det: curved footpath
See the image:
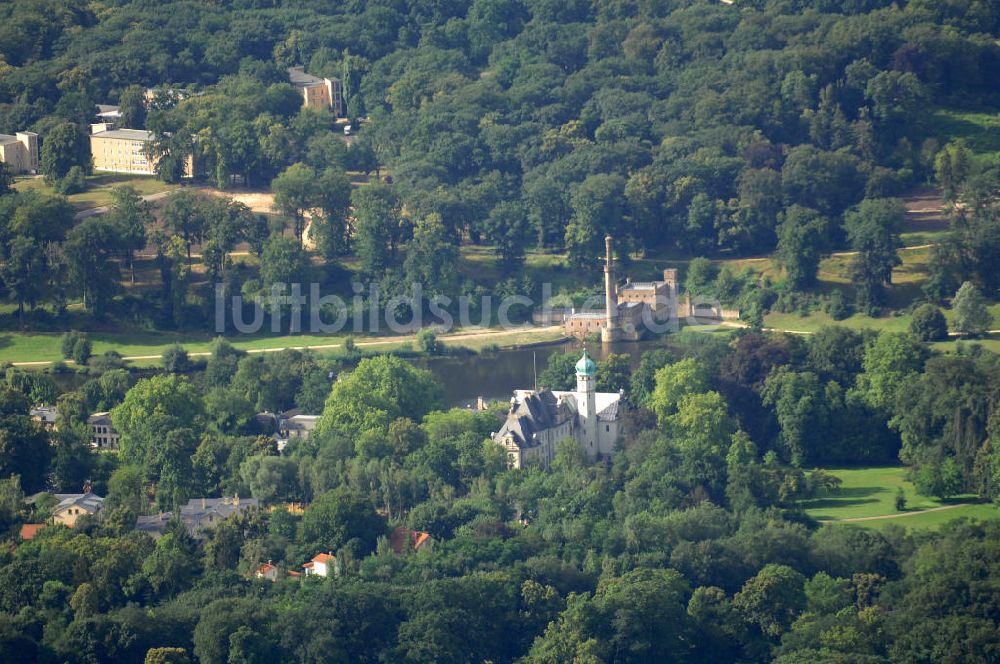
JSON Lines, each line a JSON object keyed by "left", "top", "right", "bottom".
{"left": 828, "top": 503, "right": 972, "bottom": 523}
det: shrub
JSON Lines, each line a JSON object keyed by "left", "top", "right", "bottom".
{"left": 89, "top": 351, "right": 125, "bottom": 374}
{"left": 417, "top": 328, "right": 442, "bottom": 355}
{"left": 61, "top": 331, "right": 87, "bottom": 359}
{"left": 72, "top": 337, "right": 92, "bottom": 365}
{"left": 53, "top": 166, "right": 87, "bottom": 195}
{"left": 825, "top": 291, "right": 850, "bottom": 321}
{"left": 909, "top": 303, "right": 948, "bottom": 341}
{"left": 162, "top": 345, "right": 191, "bottom": 373}
{"left": 894, "top": 487, "right": 906, "bottom": 511}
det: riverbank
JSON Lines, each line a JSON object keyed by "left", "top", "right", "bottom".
{"left": 2, "top": 325, "right": 568, "bottom": 368}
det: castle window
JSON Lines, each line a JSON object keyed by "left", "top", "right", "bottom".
{"left": 606, "top": 425, "right": 610, "bottom": 432}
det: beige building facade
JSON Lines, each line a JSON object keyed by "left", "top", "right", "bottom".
{"left": 90, "top": 125, "right": 156, "bottom": 174}
{"left": 90, "top": 124, "right": 193, "bottom": 176}
{"left": 288, "top": 66, "right": 344, "bottom": 116}
{"left": 52, "top": 492, "right": 104, "bottom": 527}
{"left": 0, "top": 132, "right": 39, "bottom": 174}
{"left": 88, "top": 412, "right": 120, "bottom": 449}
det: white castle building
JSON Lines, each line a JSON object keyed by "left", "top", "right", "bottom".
{"left": 493, "top": 351, "right": 622, "bottom": 469}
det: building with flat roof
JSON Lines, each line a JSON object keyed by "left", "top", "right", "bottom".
{"left": 89, "top": 123, "right": 193, "bottom": 176}
{"left": 288, "top": 66, "right": 343, "bottom": 116}
{"left": 0, "top": 132, "right": 39, "bottom": 174}
{"left": 89, "top": 124, "right": 156, "bottom": 175}
{"left": 96, "top": 104, "right": 121, "bottom": 123}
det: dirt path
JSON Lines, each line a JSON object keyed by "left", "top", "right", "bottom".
{"left": 831, "top": 503, "right": 971, "bottom": 523}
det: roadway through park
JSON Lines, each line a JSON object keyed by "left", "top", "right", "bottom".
{"left": 22, "top": 187, "right": 992, "bottom": 367}
{"left": 9, "top": 325, "right": 567, "bottom": 367}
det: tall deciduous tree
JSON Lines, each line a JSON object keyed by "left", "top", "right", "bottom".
{"left": 40, "top": 122, "right": 89, "bottom": 181}
{"left": 111, "top": 374, "right": 206, "bottom": 468}
{"left": 301, "top": 486, "right": 386, "bottom": 556}
{"left": 271, "top": 163, "right": 317, "bottom": 246}
{"left": 565, "top": 174, "right": 626, "bottom": 269}
{"left": 1, "top": 236, "right": 45, "bottom": 319}
{"left": 118, "top": 85, "right": 148, "bottom": 130}
{"left": 844, "top": 198, "right": 905, "bottom": 313}
{"left": 107, "top": 185, "right": 153, "bottom": 284}
{"left": 951, "top": 281, "right": 992, "bottom": 337}
{"left": 651, "top": 357, "right": 709, "bottom": 426}
{"left": 484, "top": 201, "right": 530, "bottom": 275}
{"left": 64, "top": 216, "right": 123, "bottom": 314}
{"left": 315, "top": 355, "right": 442, "bottom": 437}
{"left": 313, "top": 167, "right": 352, "bottom": 257}
{"left": 351, "top": 184, "right": 402, "bottom": 278}
{"left": 163, "top": 190, "right": 206, "bottom": 260}
{"left": 403, "top": 213, "right": 459, "bottom": 296}
{"left": 0, "top": 386, "right": 51, "bottom": 493}
{"left": 0, "top": 163, "right": 12, "bottom": 196}
{"left": 775, "top": 205, "right": 827, "bottom": 290}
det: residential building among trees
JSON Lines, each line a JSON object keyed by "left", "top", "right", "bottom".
{"left": 0, "top": 132, "right": 39, "bottom": 174}
{"left": 52, "top": 490, "right": 104, "bottom": 528}
{"left": 88, "top": 412, "right": 120, "bottom": 449}
{"left": 287, "top": 66, "right": 343, "bottom": 116}
{"left": 89, "top": 124, "right": 193, "bottom": 176}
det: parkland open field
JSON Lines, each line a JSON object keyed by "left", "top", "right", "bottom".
{"left": 799, "top": 466, "right": 998, "bottom": 531}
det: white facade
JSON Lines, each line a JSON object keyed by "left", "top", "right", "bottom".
{"left": 303, "top": 553, "right": 339, "bottom": 578}
{"left": 494, "top": 351, "right": 622, "bottom": 469}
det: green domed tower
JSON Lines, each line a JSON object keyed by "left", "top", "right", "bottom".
{"left": 575, "top": 350, "right": 598, "bottom": 450}
{"left": 575, "top": 350, "right": 597, "bottom": 378}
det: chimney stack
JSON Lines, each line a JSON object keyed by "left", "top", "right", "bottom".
{"left": 604, "top": 235, "right": 617, "bottom": 330}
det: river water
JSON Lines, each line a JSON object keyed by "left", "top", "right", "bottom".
{"left": 51, "top": 337, "right": 674, "bottom": 410}
{"left": 416, "top": 337, "right": 671, "bottom": 408}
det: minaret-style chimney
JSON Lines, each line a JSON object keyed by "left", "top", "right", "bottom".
{"left": 602, "top": 235, "right": 618, "bottom": 343}
{"left": 604, "top": 235, "right": 616, "bottom": 329}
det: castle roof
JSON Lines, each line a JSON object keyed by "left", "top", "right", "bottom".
{"left": 495, "top": 389, "right": 561, "bottom": 447}
{"left": 576, "top": 351, "right": 597, "bottom": 377}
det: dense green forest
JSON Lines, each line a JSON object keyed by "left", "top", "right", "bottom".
{"left": 2, "top": 0, "right": 1000, "bottom": 662}
{"left": 1, "top": 0, "right": 998, "bottom": 332}
{"left": 1, "top": 328, "right": 999, "bottom": 662}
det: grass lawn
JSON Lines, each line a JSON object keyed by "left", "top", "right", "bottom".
{"left": 798, "top": 466, "right": 998, "bottom": 530}
{"left": 766, "top": 303, "right": 1000, "bottom": 337}
{"left": 14, "top": 174, "right": 176, "bottom": 212}
{"left": 928, "top": 109, "right": 1000, "bottom": 157}
{"left": 861, "top": 503, "right": 1000, "bottom": 531}
{"left": 0, "top": 323, "right": 567, "bottom": 366}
